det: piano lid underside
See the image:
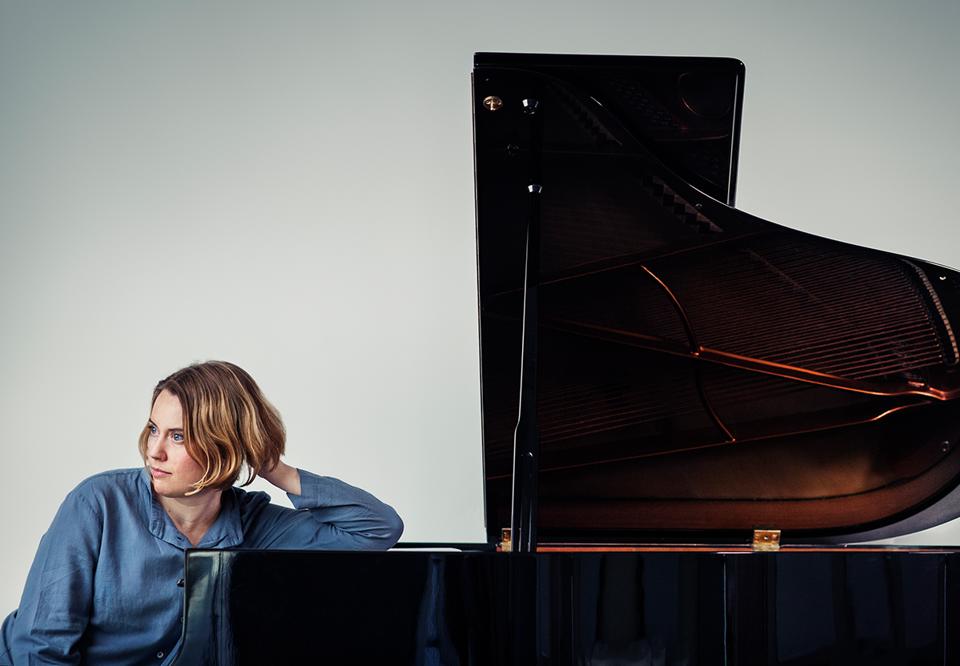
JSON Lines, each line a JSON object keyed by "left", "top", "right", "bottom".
{"left": 475, "top": 58, "right": 960, "bottom": 542}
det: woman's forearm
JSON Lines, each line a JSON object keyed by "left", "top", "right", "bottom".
{"left": 258, "top": 462, "right": 402, "bottom": 548}
{"left": 260, "top": 460, "right": 302, "bottom": 495}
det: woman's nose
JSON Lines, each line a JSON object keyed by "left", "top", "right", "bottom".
{"left": 147, "top": 436, "right": 167, "bottom": 460}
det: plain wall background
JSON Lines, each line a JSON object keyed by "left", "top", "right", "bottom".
{"left": 1, "top": 1, "right": 958, "bottom": 613}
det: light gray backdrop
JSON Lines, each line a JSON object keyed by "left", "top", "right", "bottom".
{"left": 1, "top": 1, "right": 958, "bottom": 612}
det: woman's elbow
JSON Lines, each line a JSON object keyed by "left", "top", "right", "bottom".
{"left": 383, "top": 509, "right": 404, "bottom": 548}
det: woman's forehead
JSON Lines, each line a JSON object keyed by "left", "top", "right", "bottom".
{"left": 150, "top": 389, "right": 183, "bottom": 425}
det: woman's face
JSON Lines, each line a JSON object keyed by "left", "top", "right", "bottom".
{"left": 144, "top": 389, "right": 206, "bottom": 498}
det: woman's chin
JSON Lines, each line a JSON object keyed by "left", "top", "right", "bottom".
{"left": 151, "top": 480, "right": 178, "bottom": 497}
{"left": 149, "top": 474, "right": 185, "bottom": 497}
{"left": 151, "top": 477, "right": 209, "bottom": 500}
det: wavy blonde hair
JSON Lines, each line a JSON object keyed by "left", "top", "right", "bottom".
{"left": 138, "top": 361, "right": 285, "bottom": 493}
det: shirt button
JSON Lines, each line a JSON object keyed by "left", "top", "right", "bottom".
{"left": 157, "top": 651, "right": 164, "bottom": 659}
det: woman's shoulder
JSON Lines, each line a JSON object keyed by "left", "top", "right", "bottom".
{"left": 229, "top": 485, "right": 273, "bottom": 511}
{"left": 40, "top": 469, "right": 145, "bottom": 532}
{"left": 69, "top": 467, "right": 146, "bottom": 502}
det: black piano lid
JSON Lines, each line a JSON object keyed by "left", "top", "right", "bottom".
{"left": 473, "top": 52, "right": 960, "bottom": 547}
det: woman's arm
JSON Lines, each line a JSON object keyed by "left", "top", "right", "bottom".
{"left": 2, "top": 490, "right": 101, "bottom": 664}
{"left": 259, "top": 460, "right": 302, "bottom": 495}
{"left": 250, "top": 461, "right": 403, "bottom": 550}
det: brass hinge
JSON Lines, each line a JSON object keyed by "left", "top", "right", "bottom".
{"left": 752, "top": 529, "right": 781, "bottom": 552}
{"left": 500, "top": 527, "right": 512, "bottom": 553}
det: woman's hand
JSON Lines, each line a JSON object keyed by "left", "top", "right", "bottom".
{"left": 259, "top": 460, "right": 302, "bottom": 496}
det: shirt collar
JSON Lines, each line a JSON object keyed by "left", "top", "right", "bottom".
{"left": 139, "top": 467, "right": 244, "bottom": 549}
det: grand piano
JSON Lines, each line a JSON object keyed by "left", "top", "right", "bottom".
{"left": 172, "top": 53, "right": 960, "bottom": 665}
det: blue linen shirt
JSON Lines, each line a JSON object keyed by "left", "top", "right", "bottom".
{"left": 0, "top": 467, "right": 403, "bottom": 665}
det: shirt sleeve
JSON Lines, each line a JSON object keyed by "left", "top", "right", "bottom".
{"left": 248, "top": 469, "right": 403, "bottom": 550}
{"left": 5, "top": 489, "right": 102, "bottom": 664}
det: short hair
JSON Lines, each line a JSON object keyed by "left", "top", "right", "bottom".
{"left": 138, "top": 361, "right": 285, "bottom": 493}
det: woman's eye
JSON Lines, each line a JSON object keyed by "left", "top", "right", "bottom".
{"left": 172, "top": 433, "right": 184, "bottom": 443}
{"left": 148, "top": 424, "right": 158, "bottom": 435}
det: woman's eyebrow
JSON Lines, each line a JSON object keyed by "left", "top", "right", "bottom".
{"left": 147, "top": 420, "right": 183, "bottom": 432}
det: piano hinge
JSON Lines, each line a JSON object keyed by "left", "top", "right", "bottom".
{"left": 500, "top": 528, "right": 512, "bottom": 553}
{"left": 752, "top": 529, "right": 781, "bottom": 552}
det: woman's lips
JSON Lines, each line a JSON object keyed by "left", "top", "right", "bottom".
{"left": 150, "top": 467, "right": 171, "bottom": 479}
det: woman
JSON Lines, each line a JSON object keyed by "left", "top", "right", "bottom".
{"left": 0, "top": 361, "right": 403, "bottom": 665}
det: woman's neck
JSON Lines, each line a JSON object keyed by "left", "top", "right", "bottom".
{"left": 159, "top": 489, "right": 223, "bottom": 546}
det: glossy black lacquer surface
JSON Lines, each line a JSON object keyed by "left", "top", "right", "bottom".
{"left": 474, "top": 53, "right": 960, "bottom": 545}
{"left": 173, "top": 549, "right": 960, "bottom": 665}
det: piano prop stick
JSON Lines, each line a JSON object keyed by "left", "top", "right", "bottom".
{"left": 510, "top": 95, "right": 544, "bottom": 556}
